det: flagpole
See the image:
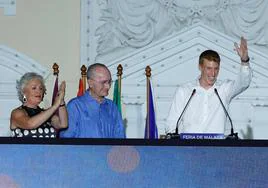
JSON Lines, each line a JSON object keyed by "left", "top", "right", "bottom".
{"left": 52, "top": 63, "right": 59, "bottom": 106}
{"left": 51, "top": 62, "right": 59, "bottom": 132}
{"left": 52, "top": 63, "right": 59, "bottom": 77}
{"left": 80, "top": 65, "right": 87, "bottom": 94}
{"left": 117, "top": 64, "right": 123, "bottom": 100}
{"left": 145, "top": 66, "right": 151, "bottom": 139}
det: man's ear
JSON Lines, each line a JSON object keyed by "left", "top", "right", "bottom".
{"left": 87, "top": 79, "right": 93, "bottom": 88}
{"left": 198, "top": 63, "right": 202, "bottom": 71}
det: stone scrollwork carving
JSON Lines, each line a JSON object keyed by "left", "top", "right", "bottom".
{"left": 95, "top": 0, "right": 268, "bottom": 59}
{"left": 162, "top": 0, "right": 232, "bottom": 27}
{"left": 95, "top": 0, "right": 174, "bottom": 56}
{"left": 220, "top": 0, "right": 268, "bottom": 46}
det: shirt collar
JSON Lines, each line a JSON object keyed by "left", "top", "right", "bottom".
{"left": 196, "top": 77, "right": 219, "bottom": 92}
{"left": 85, "top": 90, "right": 108, "bottom": 104}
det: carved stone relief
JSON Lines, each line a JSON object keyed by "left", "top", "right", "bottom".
{"left": 83, "top": 0, "right": 268, "bottom": 64}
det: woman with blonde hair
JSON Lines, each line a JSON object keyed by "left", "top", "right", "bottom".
{"left": 10, "top": 72, "right": 68, "bottom": 138}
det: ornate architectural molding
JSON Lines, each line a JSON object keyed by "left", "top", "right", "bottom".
{"left": 0, "top": 0, "right": 16, "bottom": 16}
{"left": 0, "top": 45, "right": 49, "bottom": 99}
{"left": 81, "top": 0, "right": 268, "bottom": 66}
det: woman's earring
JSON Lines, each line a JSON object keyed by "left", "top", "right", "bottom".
{"left": 23, "top": 95, "right": 27, "bottom": 103}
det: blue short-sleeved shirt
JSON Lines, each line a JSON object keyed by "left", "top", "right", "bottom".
{"left": 60, "top": 91, "right": 125, "bottom": 138}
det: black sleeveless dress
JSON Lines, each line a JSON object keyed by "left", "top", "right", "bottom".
{"left": 11, "top": 106, "right": 57, "bottom": 138}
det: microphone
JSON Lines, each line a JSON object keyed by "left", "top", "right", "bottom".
{"left": 214, "top": 88, "right": 238, "bottom": 140}
{"left": 166, "top": 89, "right": 196, "bottom": 139}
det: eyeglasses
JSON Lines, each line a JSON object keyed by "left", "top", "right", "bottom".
{"left": 91, "top": 79, "right": 113, "bottom": 86}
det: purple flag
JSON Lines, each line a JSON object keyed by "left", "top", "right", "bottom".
{"left": 144, "top": 81, "right": 158, "bottom": 139}
{"left": 52, "top": 76, "right": 58, "bottom": 105}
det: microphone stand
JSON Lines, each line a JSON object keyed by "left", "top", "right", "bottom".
{"left": 214, "top": 88, "right": 239, "bottom": 140}
{"left": 166, "top": 89, "right": 196, "bottom": 139}
{"left": 226, "top": 130, "right": 239, "bottom": 140}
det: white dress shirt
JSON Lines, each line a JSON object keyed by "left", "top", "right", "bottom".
{"left": 166, "top": 64, "right": 252, "bottom": 135}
